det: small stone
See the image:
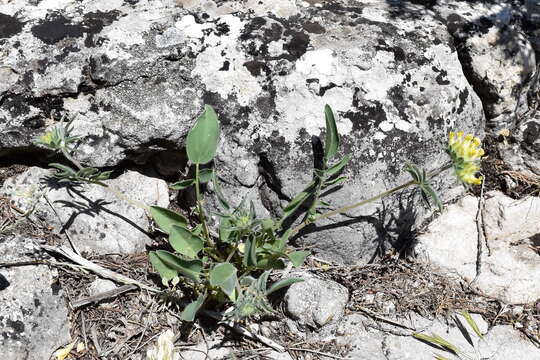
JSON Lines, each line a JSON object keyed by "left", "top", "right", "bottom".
{"left": 88, "top": 279, "right": 117, "bottom": 297}
{"left": 285, "top": 274, "right": 348, "bottom": 328}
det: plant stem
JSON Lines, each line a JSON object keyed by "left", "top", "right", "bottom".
{"left": 61, "top": 148, "right": 150, "bottom": 212}
{"left": 195, "top": 163, "right": 212, "bottom": 245}
{"left": 290, "top": 163, "right": 452, "bottom": 236}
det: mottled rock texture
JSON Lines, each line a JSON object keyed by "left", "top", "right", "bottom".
{"left": 1, "top": 167, "right": 169, "bottom": 254}
{"left": 0, "top": 0, "right": 497, "bottom": 264}
{"left": 0, "top": 235, "right": 71, "bottom": 360}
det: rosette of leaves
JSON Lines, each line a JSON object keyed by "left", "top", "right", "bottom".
{"left": 148, "top": 105, "right": 318, "bottom": 322}
{"left": 36, "top": 116, "right": 113, "bottom": 184}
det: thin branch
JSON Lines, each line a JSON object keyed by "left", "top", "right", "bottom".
{"left": 71, "top": 284, "right": 138, "bottom": 309}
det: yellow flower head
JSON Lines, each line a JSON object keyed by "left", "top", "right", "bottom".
{"left": 447, "top": 131, "right": 484, "bottom": 185}
{"left": 38, "top": 131, "right": 54, "bottom": 146}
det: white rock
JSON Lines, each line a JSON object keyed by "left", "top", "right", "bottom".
{"left": 416, "top": 192, "right": 540, "bottom": 304}
{"left": 88, "top": 279, "right": 117, "bottom": 296}
{"left": 285, "top": 274, "right": 349, "bottom": 328}
{"left": 0, "top": 235, "right": 71, "bottom": 360}
{"left": 1, "top": 167, "right": 169, "bottom": 254}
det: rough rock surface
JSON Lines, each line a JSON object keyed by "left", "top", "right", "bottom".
{"left": 0, "top": 235, "right": 71, "bottom": 360}
{"left": 1, "top": 166, "right": 169, "bottom": 254}
{"left": 0, "top": 0, "right": 490, "bottom": 263}
{"left": 441, "top": 2, "right": 537, "bottom": 126}
{"left": 337, "top": 312, "right": 540, "bottom": 359}
{"left": 500, "top": 114, "right": 540, "bottom": 176}
{"left": 416, "top": 192, "right": 540, "bottom": 304}
{"left": 285, "top": 273, "right": 349, "bottom": 329}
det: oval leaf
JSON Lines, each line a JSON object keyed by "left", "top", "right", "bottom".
{"left": 155, "top": 250, "right": 202, "bottom": 283}
{"left": 324, "top": 104, "right": 339, "bottom": 160}
{"left": 186, "top": 105, "right": 220, "bottom": 164}
{"left": 181, "top": 292, "right": 207, "bottom": 322}
{"left": 209, "top": 262, "right": 238, "bottom": 301}
{"left": 149, "top": 251, "right": 177, "bottom": 282}
{"left": 150, "top": 206, "right": 188, "bottom": 234}
{"left": 287, "top": 251, "right": 309, "bottom": 267}
{"left": 169, "top": 225, "right": 204, "bottom": 258}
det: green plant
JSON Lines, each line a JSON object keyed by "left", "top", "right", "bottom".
{"left": 413, "top": 311, "right": 485, "bottom": 360}
{"left": 36, "top": 105, "right": 484, "bottom": 323}
{"left": 146, "top": 105, "right": 309, "bottom": 321}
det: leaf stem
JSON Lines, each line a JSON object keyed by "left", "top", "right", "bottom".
{"left": 61, "top": 148, "right": 150, "bottom": 212}
{"left": 195, "top": 163, "right": 212, "bottom": 245}
{"left": 290, "top": 163, "right": 452, "bottom": 236}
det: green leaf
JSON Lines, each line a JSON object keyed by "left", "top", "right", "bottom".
{"left": 287, "top": 251, "right": 309, "bottom": 267}
{"left": 405, "top": 163, "right": 423, "bottom": 183}
{"left": 97, "top": 170, "right": 113, "bottom": 180}
{"left": 279, "top": 181, "right": 316, "bottom": 225}
{"left": 267, "top": 277, "right": 304, "bottom": 295}
{"left": 243, "top": 236, "right": 258, "bottom": 267}
{"left": 149, "top": 206, "right": 188, "bottom": 234}
{"left": 209, "top": 262, "right": 238, "bottom": 301}
{"left": 170, "top": 179, "right": 195, "bottom": 190}
{"left": 155, "top": 250, "right": 202, "bottom": 283}
{"left": 198, "top": 168, "right": 214, "bottom": 183}
{"left": 255, "top": 270, "right": 271, "bottom": 293}
{"left": 181, "top": 292, "right": 207, "bottom": 322}
{"left": 186, "top": 105, "right": 220, "bottom": 165}
{"left": 49, "top": 163, "right": 77, "bottom": 177}
{"left": 324, "top": 155, "right": 351, "bottom": 178}
{"left": 148, "top": 251, "right": 177, "bottom": 282}
{"left": 255, "top": 256, "right": 285, "bottom": 270}
{"left": 169, "top": 225, "right": 204, "bottom": 258}
{"left": 324, "top": 104, "right": 339, "bottom": 160}
{"left": 324, "top": 176, "right": 347, "bottom": 187}
{"left": 421, "top": 184, "right": 443, "bottom": 212}
{"left": 462, "top": 311, "right": 483, "bottom": 339}
{"left": 261, "top": 219, "right": 274, "bottom": 232}
{"left": 219, "top": 217, "right": 233, "bottom": 243}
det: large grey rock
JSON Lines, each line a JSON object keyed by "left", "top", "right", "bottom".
{"left": 1, "top": 167, "right": 169, "bottom": 254}
{"left": 0, "top": 235, "right": 71, "bottom": 360}
{"left": 416, "top": 192, "right": 540, "bottom": 304}
{"left": 285, "top": 273, "right": 349, "bottom": 329}
{"left": 0, "top": 0, "right": 488, "bottom": 263}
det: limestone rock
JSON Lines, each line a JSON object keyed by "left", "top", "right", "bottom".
{"left": 1, "top": 167, "right": 169, "bottom": 254}
{"left": 0, "top": 0, "right": 487, "bottom": 264}
{"left": 0, "top": 235, "right": 71, "bottom": 360}
{"left": 285, "top": 273, "right": 349, "bottom": 328}
{"left": 439, "top": 0, "right": 537, "bottom": 126}
{"left": 416, "top": 192, "right": 540, "bottom": 304}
